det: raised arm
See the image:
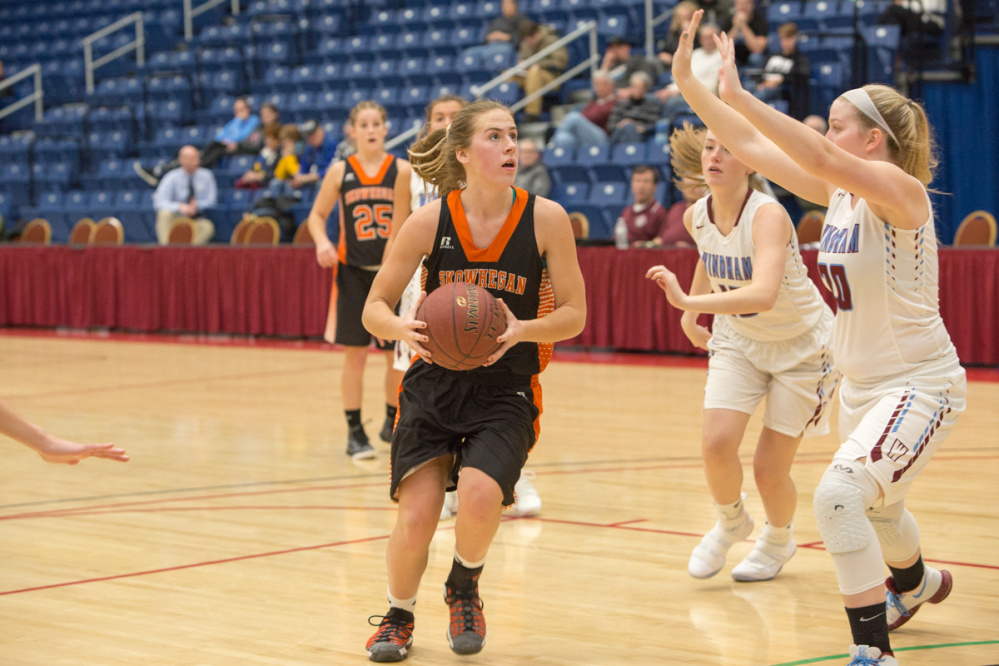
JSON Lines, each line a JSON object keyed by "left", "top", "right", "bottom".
{"left": 671, "top": 10, "right": 831, "bottom": 206}
{"left": 306, "top": 160, "right": 345, "bottom": 267}
{"left": 716, "top": 32, "right": 929, "bottom": 228}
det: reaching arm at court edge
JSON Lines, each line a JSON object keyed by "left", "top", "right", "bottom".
{"left": 646, "top": 203, "right": 789, "bottom": 315}
{"left": 306, "top": 160, "right": 346, "bottom": 268}
{"left": 670, "top": 9, "right": 830, "bottom": 207}
{"left": 708, "top": 19, "right": 928, "bottom": 225}
{"left": 679, "top": 259, "right": 713, "bottom": 351}
{"left": 1, "top": 398, "right": 129, "bottom": 464}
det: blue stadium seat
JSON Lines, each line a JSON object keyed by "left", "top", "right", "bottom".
{"left": 578, "top": 143, "right": 612, "bottom": 165}
{"left": 89, "top": 190, "right": 116, "bottom": 222}
{"left": 565, "top": 203, "right": 613, "bottom": 238}
{"left": 612, "top": 142, "right": 648, "bottom": 167}
{"left": 403, "top": 57, "right": 436, "bottom": 87}
{"left": 399, "top": 31, "right": 429, "bottom": 58}
{"left": 371, "top": 59, "right": 404, "bottom": 89}
{"left": 287, "top": 91, "right": 316, "bottom": 121}
{"left": 26, "top": 192, "right": 70, "bottom": 239}
{"left": 96, "top": 159, "right": 133, "bottom": 191}
{"left": 62, "top": 190, "right": 90, "bottom": 221}
{"left": 314, "top": 89, "right": 346, "bottom": 113}
{"left": 344, "top": 61, "right": 371, "bottom": 82}
{"left": 315, "top": 62, "right": 350, "bottom": 90}
{"left": 588, "top": 181, "right": 629, "bottom": 206}
{"left": 114, "top": 190, "right": 156, "bottom": 242}
{"left": 33, "top": 162, "right": 75, "bottom": 192}
{"left": 551, "top": 181, "right": 590, "bottom": 205}
{"left": 424, "top": 28, "right": 460, "bottom": 56}
{"left": 861, "top": 24, "right": 901, "bottom": 85}
{"left": 543, "top": 145, "right": 576, "bottom": 167}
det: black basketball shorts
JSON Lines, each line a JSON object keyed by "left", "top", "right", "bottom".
{"left": 336, "top": 262, "right": 393, "bottom": 349}
{"left": 390, "top": 361, "right": 541, "bottom": 506}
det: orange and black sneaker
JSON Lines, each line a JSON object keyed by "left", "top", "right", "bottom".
{"left": 366, "top": 608, "right": 414, "bottom": 662}
{"left": 444, "top": 584, "right": 486, "bottom": 655}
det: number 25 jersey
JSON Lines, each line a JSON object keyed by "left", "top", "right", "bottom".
{"left": 337, "top": 154, "right": 397, "bottom": 267}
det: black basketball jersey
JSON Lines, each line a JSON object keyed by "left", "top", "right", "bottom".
{"left": 421, "top": 187, "right": 554, "bottom": 383}
{"left": 337, "top": 154, "right": 397, "bottom": 267}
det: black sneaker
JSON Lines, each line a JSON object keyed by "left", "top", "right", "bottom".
{"left": 347, "top": 427, "right": 376, "bottom": 460}
{"left": 379, "top": 416, "right": 394, "bottom": 443}
{"left": 444, "top": 584, "right": 486, "bottom": 655}
{"left": 366, "top": 608, "right": 414, "bottom": 662}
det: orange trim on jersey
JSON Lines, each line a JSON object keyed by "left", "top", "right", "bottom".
{"left": 348, "top": 154, "right": 395, "bottom": 185}
{"left": 530, "top": 375, "right": 544, "bottom": 448}
{"left": 337, "top": 202, "right": 348, "bottom": 264}
{"left": 447, "top": 187, "right": 528, "bottom": 263}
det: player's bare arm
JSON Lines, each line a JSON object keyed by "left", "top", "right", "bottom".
{"left": 306, "top": 160, "right": 346, "bottom": 267}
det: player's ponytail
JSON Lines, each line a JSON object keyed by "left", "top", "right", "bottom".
{"left": 409, "top": 99, "right": 511, "bottom": 198}
{"left": 850, "top": 85, "right": 938, "bottom": 188}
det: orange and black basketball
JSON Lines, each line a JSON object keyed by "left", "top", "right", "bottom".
{"left": 417, "top": 282, "right": 507, "bottom": 371}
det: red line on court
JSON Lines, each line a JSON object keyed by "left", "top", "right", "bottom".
{"left": 0, "top": 534, "right": 391, "bottom": 597}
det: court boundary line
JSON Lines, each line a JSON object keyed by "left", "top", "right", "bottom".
{"left": 770, "top": 640, "right": 999, "bottom": 665}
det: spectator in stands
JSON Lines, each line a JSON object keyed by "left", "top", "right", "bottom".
{"left": 236, "top": 123, "right": 282, "bottom": 189}
{"left": 608, "top": 71, "right": 663, "bottom": 144}
{"left": 461, "top": 0, "right": 533, "bottom": 62}
{"left": 514, "top": 21, "right": 568, "bottom": 122}
{"left": 661, "top": 175, "right": 703, "bottom": 247}
{"left": 698, "top": 0, "right": 732, "bottom": 26}
{"left": 514, "top": 138, "right": 551, "bottom": 197}
{"left": 602, "top": 36, "right": 661, "bottom": 88}
{"left": 878, "top": 0, "right": 946, "bottom": 39}
{"left": 550, "top": 70, "right": 618, "bottom": 149}
{"left": 135, "top": 98, "right": 260, "bottom": 187}
{"left": 153, "top": 145, "right": 218, "bottom": 245}
{"left": 658, "top": 1, "right": 699, "bottom": 68}
{"left": 268, "top": 124, "right": 304, "bottom": 199}
{"left": 753, "top": 23, "right": 810, "bottom": 120}
{"left": 292, "top": 119, "right": 337, "bottom": 190}
{"left": 721, "top": 0, "right": 768, "bottom": 67}
{"left": 656, "top": 22, "right": 722, "bottom": 122}
{"left": 617, "top": 165, "right": 686, "bottom": 247}
{"left": 334, "top": 119, "right": 356, "bottom": 161}
{"left": 237, "top": 102, "right": 280, "bottom": 156}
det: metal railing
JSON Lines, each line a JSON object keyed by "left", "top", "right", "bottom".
{"left": 83, "top": 12, "right": 145, "bottom": 95}
{"left": 0, "top": 64, "right": 44, "bottom": 122}
{"left": 387, "top": 20, "right": 601, "bottom": 151}
{"left": 646, "top": 0, "right": 674, "bottom": 57}
{"left": 184, "top": 0, "right": 242, "bottom": 40}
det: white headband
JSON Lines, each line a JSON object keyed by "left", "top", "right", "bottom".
{"left": 841, "top": 88, "right": 898, "bottom": 146}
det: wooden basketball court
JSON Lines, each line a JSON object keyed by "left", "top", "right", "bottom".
{"left": 1, "top": 332, "right": 996, "bottom": 665}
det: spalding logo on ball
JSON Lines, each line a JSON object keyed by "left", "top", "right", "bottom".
{"left": 416, "top": 282, "right": 507, "bottom": 371}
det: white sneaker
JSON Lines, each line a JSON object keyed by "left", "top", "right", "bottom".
{"left": 439, "top": 491, "right": 458, "bottom": 521}
{"left": 885, "top": 566, "right": 952, "bottom": 630}
{"left": 731, "top": 526, "right": 796, "bottom": 582}
{"left": 512, "top": 470, "right": 541, "bottom": 517}
{"left": 688, "top": 495, "right": 754, "bottom": 579}
{"left": 846, "top": 644, "right": 898, "bottom": 665}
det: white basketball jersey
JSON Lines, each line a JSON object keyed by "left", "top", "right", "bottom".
{"left": 691, "top": 189, "right": 827, "bottom": 342}
{"left": 410, "top": 170, "right": 438, "bottom": 212}
{"left": 819, "top": 189, "right": 959, "bottom": 384}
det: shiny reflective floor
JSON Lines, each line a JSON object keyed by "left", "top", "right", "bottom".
{"left": 1, "top": 333, "right": 997, "bottom": 665}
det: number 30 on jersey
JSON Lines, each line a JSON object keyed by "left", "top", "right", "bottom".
{"left": 817, "top": 262, "right": 853, "bottom": 311}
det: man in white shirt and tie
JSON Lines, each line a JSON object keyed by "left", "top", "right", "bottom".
{"left": 152, "top": 145, "right": 218, "bottom": 244}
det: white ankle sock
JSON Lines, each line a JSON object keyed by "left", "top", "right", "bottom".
{"left": 387, "top": 589, "right": 417, "bottom": 612}
{"left": 762, "top": 522, "right": 793, "bottom": 546}
{"left": 454, "top": 548, "right": 486, "bottom": 569}
{"left": 716, "top": 497, "right": 745, "bottom": 521}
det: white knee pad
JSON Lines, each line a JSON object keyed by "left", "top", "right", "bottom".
{"left": 867, "top": 501, "right": 921, "bottom": 563}
{"left": 813, "top": 461, "right": 885, "bottom": 595}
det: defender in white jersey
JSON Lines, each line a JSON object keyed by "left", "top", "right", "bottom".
{"left": 382, "top": 96, "right": 545, "bottom": 520}
{"left": 669, "top": 10, "right": 966, "bottom": 663}
{"left": 649, "top": 125, "right": 836, "bottom": 584}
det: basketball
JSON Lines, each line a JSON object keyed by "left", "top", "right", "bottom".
{"left": 416, "top": 282, "right": 507, "bottom": 371}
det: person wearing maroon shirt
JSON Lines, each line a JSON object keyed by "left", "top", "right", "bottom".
{"left": 549, "top": 70, "right": 617, "bottom": 149}
{"left": 660, "top": 175, "right": 703, "bottom": 247}
{"left": 617, "top": 165, "right": 695, "bottom": 247}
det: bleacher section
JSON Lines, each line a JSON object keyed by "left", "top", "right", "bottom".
{"left": 1, "top": 0, "right": 995, "bottom": 242}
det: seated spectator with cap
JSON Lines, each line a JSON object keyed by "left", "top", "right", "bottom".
{"left": 135, "top": 98, "right": 260, "bottom": 187}
{"left": 753, "top": 23, "right": 810, "bottom": 120}
{"left": 514, "top": 20, "right": 568, "bottom": 122}
{"left": 514, "top": 139, "right": 551, "bottom": 197}
{"left": 152, "top": 145, "right": 218, "bottom": 245}
{"left": 601, "top": 36, "right": 660, "bottom": 88}
{"left": 616, "top": 165, "right": 693, "bottom": 247}
{"left": 461, "top": 0, "right": 533, "bottom": 62}
{"left": 550, "top": 69, "right": 618, "bottom": 149}
{"left": 292, "top": 119, "right": 338, "bottom": 190}
{"left": 607, "top": 72, "right": 663, "bottom": 144}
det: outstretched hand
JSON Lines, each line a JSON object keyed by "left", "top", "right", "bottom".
{"left": 671, "top": 9, "right": 704, "bottom": 84}
{"left": 36, "top": 437, "right": 129, "bottom": 465}
{"left": 483, "top": 298, "right": 521, "bottom": 367}
{"left": 714, "top": 29, "right": 746, "bottom": 104}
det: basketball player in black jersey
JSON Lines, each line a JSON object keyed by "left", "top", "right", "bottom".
{"left": 306, "top": 102, "right": 409, "bottom": 461}
{"left": 360, "top": 100, "right": 586, "bottom": 662}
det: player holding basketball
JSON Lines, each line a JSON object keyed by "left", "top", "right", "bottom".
{"left": 647, "top": 122, "right": 837, "bottom": 583}
{"left": 361, "top": 99, "right": 586, "bottom": 661}
{"left": 2, "top": 396, "right": 128, "bottom": 464}
{"left": 307, "top": 101, "right": 407, "bottom": 461}
{"left": 671, "top": 11, "right": 965, "bottom": 665}
{"left": 386, "top": 94, "right": 543, "bottom": 521}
